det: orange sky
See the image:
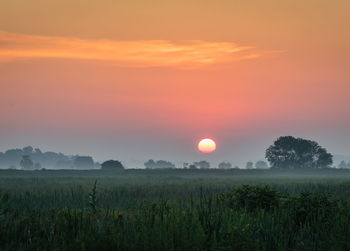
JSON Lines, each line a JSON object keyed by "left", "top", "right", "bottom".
{"left": 0, "top": 0, "right": 349, "bottom": 165}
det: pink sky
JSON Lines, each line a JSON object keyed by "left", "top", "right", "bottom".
{"left": 0, "top": 0, "right": 349, "bottom": 166}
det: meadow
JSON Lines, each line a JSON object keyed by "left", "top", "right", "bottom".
{"left": 1, "top": 168, "right": 350, "bottom": 250}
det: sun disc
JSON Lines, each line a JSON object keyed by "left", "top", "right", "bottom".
{"left": 198, "top": 138, "right": 216, "bottom": 153}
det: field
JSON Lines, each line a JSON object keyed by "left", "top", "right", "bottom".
{"left": 1, "top": 168, "right": 350, "bottom": 250}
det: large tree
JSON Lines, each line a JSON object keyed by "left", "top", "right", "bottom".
{"left": 265, "top": 136, "right": 333, "bottom": 169}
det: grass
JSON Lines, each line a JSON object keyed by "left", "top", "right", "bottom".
{"left": 0, "top": 168, "right": 350, "bottom": 250}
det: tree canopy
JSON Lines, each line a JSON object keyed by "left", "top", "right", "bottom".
{"left": 101, "top": 160, "right": 124, "bottom": 170}
{"left": 265, "top": 136, "right": 333, "bottom": 169}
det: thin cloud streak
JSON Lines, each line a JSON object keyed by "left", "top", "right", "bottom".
{"left": 0, "top": 31, "right": 262, "bottom": 68}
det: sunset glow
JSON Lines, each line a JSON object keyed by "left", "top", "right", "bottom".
{"left": 0, "top": 0, "right": 349, "bottom": 162}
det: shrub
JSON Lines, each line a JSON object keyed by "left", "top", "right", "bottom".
{"left": 284, "top": 191, "right": 341, "bottom": 226}
{"left": 221, "top": 185, "right": 281, "bottom": 211}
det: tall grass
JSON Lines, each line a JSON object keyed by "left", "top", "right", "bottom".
{"left": 0, "top": 169, "right": 350, "bottom": 250}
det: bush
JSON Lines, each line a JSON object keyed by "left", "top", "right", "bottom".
{"left": 221, "top": 185, "right": 281, "bottom": 211}
{"left": 284, "top": 191, "right": 342, "bottom": 226}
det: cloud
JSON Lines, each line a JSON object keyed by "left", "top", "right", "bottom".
{"left": 0, "top": 31, "right": 262, "bottom": 68}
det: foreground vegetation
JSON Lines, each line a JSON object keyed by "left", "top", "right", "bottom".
{"left": 1, "top": 169, "right": 350, "bottom": 250}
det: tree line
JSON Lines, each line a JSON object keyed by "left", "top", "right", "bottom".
{"left": 1, "top": 136, "right": 348, "bottom": 170}
{"left": 0, "top": 146, "right": 98, "bottom": 170}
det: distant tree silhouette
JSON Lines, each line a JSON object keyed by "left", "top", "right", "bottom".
{"left": 188, "top": 164, "right": 197, "bottom": 169}
{"left": 193, "top": 160, "right": 210, "bottom": 169}
{"left": 34, "top": 148, "right": 42, "bottom": 154}
{"left": 73, "top": 156, "right": 94, "bottom": 169}
{"left": 265, "top": 136, "right": 333, "bottom": 169}
{"left": 34, "top": 163, "right": 41, "bottom": 170}
{"left": 101, "top": 160, "right": 124, "bottom": 170}
{"left": 255, "top": 160, "right": 268, "bottom": 169}
{"left": 23, "top": 146, "right": 34, "bottom": 154}
{"left": 245, "top": 162, "right": 254, "bottom": 169}
{"left": 144, "top": 159, "right": 175, "bottom": 169}
{"left": 156, "top": 160, "right": 175, "bottom": 169}
{"left": 0, "top": 146, "right": 96, "bottom": 169}
{"left": 338, "top": 161, "right": 350, "bottom": 169}
{"left": 20, "top": 155, "right": 34, "bottom": 170}
{"left": 338, "top": 161, "right": 347, "bottom": 169}
{"left": 218, "top": 161, "right": 232, "bottom": 169}
{"left": 144, "top": 159, "right": 156, "bottom": 169}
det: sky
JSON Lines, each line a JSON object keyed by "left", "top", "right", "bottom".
{"left": 0, "top": 0, "right": 349, "bottom": 167}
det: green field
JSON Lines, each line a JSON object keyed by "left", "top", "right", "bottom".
{"left": 1, "top": 169, "right": 350, "bottom": 250}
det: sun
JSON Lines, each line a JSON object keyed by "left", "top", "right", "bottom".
{"left": 198, "top": 138, "right": 216, "bottom": 153}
